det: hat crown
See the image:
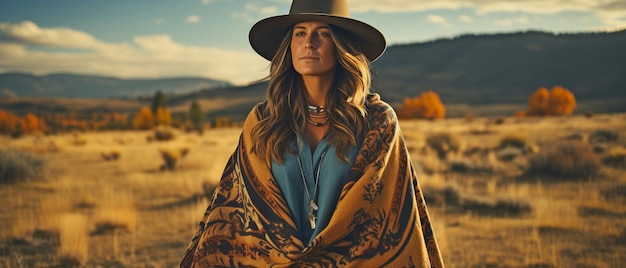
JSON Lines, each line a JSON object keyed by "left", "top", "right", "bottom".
{"left": 289, "top": 0, "right": 349, "bottom": 17}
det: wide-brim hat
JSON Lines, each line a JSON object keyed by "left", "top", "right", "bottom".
{"left": 249, "top": 0, "right": 386, "bottom": 62}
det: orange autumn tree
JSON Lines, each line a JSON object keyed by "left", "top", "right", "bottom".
{"left": 0, "top": 111, "right": 47, "bottom": 135}
{"left": 527, "top": 86, "right": 576, "bottom": 116}
{"left": 133, "top": 106, "right": 155, "bottom": 130}
{"left": 397, "top": 90, "right": 445, "bottom": 119}
{"left": 0, "top": 109, "right": 20, "bottom": 135}
{"left": 20, "top": 113, "right": 47, "bottom": 134}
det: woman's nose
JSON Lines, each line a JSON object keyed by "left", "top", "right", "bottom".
{"left": 304, "top": 34, "right": 316, "bottom": 49}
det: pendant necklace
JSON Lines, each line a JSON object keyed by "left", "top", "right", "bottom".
{"left": 296, "top": 144, "right": 330, "bottom": 229}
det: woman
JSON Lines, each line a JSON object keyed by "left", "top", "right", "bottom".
{"left": 180, "top": 0, "right": 444, "bottom": 267}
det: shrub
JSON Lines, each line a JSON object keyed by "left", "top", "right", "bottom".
{"left": 603, "top": 146, "right": 626, "bottom": 168}
{"left": 527, "top": 141, "right": 601, "bottom": 178}
{"left": 448, "top": 154, "right": 496, "bottom": 173}
{"left": 422, "top": 181, "right": 462, "bottom": 207}
{"left": 564, "top": 133, "right": 585, "bottom": 141}
{"left": 461, "top": 196, "right": 532, "bottom": 217}
{"left": 493, "top": 134, "right": 536, "bottom": 162}
{"left": 101, "top": 150, "right": 121, "bottom": 161}
{"left": 154, "top": 127, "right": 175, "bottom": 141}
{"left": 0, "top": 149, "right": 45, "bottom": 183}
{"left": 589, "top": 130, "right": 619, "bottom": 143}
{"left": 160, "top": 149, "right": 180, "bottom": 171}
{"left": 159, "top": 147, "right": 190, "bottom": 171}
{"left": 498, "top": 134, "right": 529, "bottom": 150}
{"left": 425, "top": 132, "right": 461, "bottom": 159}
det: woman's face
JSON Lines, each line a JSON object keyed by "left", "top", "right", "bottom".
{"left": 290, "top": 21, "right": 336, "bottom": 78}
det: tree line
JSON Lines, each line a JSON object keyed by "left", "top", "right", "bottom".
{"left": 0, "top": 86, "right": 577, "bottom": 136}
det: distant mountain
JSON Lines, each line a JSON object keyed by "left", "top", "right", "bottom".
{"left": 371, "top": 30, "right": 626, "bottom": 107}
{"left": 0, "top": 73, "right": 231, "bottom": 98}
{"left": 1, "top": 30, "right": 625, "bottom": 119}
{"left": 169, "top": 29, "right": 626, "bottom": 118}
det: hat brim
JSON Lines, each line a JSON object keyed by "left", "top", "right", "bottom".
{"left": 249, "top": 13, "right": 386, "bottom": 62}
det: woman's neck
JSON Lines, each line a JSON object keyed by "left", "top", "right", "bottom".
{"left": 302, "top": 75, "right": 333, "bottom": 106}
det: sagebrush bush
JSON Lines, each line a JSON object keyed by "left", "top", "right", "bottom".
{"left": 448, "top": 154, "right": 497, "bottom": 173}
{"left": 603, "top": 146, "right": 626, "bottom": 168}
{"left": 589, "top": 130, "right": 619, "bottom": 143}
{"left": 0, "top": 149, "right": 45, "bottom": 183}
{"left": 425, "top": 132, "right": 461, "bottom": 159}
{"left": 498, "top": 134, "right": 529, "bottom": 150}
{"left": 527, "top": 141, "right": 601, "bottom": 178}
{"left": 101, "top": 150, "right": 121, "bottom": 161}
{"left": 461, "top": 196, "right": 532, "bottom": 217}
{"left": 154, "top": 127, "right": 175, "bottom": 141}
{"left": 160, "top": 149, "right": 180, "bottom": 171}
{"left": 159, "top": 147, "right": 190, "bottom": 171}
{"left": 422, "top": 181, "right": 462, "bottom": 207}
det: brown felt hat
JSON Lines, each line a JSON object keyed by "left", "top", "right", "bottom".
{"left": 249, "top": 0, "right": 386, "bottom": 62}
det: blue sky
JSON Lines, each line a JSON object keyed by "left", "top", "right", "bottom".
{"left": 1, "top": 0, "right": 624, "bottom": 85}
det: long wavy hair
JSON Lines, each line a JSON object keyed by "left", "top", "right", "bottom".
{"left": 251, "top": 25, "right": 372, "bottom": 164}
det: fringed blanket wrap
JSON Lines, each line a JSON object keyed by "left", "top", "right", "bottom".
{"left": 180, "top": 94, "right": 444, "bottom": 267}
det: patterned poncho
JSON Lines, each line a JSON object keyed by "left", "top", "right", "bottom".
{"left": 180, "top": 94, "right": 444, "bottom": 267}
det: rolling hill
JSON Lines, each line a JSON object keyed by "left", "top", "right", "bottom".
{"left": 1, "top": 29, "right": 625, "bottom": 119}
{"left": 0, "top": 73, "right": 231, "bottom": 98}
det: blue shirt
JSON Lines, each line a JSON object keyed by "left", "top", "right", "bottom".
{"left": 271, "top": 136, "right": 359, "bottom": 245}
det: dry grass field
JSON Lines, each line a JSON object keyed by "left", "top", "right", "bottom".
{"left": 1, "top": 113, "right": 625, "bottom": 267}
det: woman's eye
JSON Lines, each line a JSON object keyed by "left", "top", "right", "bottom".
{"left": 294, "top": 31, "right": 305, "bottom": 37}
{"left": 318, "top": 32, "right": 331, "bottom": 37}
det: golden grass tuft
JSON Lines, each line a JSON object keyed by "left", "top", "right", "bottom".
{"left": 533, "top": 196, "right": 583, "bottom": 231}
{"left": 58, "top": 213, "right": 89, "bottom": 267}
{"left": 36, "top": 195, "right": 72, "bottom": 234}
{"left": 92, "top": 207, "right": 137, "bottom": 235}
{"left": 91, "top": 189, "right": 137, "bottom": 235}
{"left": 72, "top": 134, "right": 88, "bottom": 146}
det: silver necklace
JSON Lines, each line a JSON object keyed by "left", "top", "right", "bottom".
{"left": 296, "top": 145, "right": 330, "bottom": 229}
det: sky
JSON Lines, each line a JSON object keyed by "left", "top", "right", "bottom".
{"left": 0, "top": 0, "right": 624, "bottom": 85}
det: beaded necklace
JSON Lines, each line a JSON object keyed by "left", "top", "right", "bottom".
{"left": 306, "top": 105, "right": 329, "bottom": 127}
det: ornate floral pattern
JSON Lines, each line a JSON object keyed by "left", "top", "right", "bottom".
{"left": 180, "top": 93, "right": 444, "bottom": 267}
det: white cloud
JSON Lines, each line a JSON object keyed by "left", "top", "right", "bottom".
{"left": 245, "top": 3, "right": 279, "bottom": 15}
{"left": 0, "top": 21, "right": 102, "bottom": 49}
{"left": 0, "top": 21, "right": 267, "bottom": 85}
{"left": 186, "top": 15, "right": 201, "bottom": 23}
{"left": 153, "top": 18, "right": 165, "bottom": 25}
{"left": 427, "top": 15, "right": 447, "bottom": 24}
{"left": 458, "top": 15, "right": 474, "bottom": 23}
{"left": 350, "top": 0, "right": 626, "bottom": 30}
{"left": 201, "top": 0, "right": 212, "bottom": 5}
{"left": 232, "top": 3, "right": 280, "bottom": 23}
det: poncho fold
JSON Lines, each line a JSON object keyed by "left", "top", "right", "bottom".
{"left": 180, "top": 93, "right": 444, "bottom": 267}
